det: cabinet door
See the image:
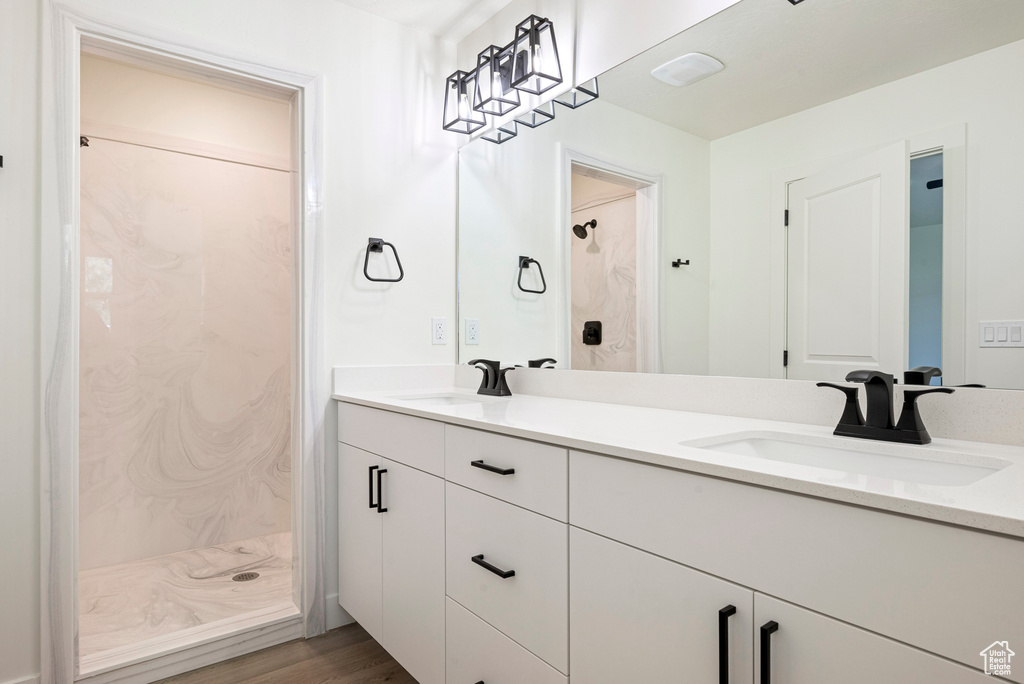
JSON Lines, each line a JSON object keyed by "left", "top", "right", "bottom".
{"left": 338, "top": 444, "right": 383, "bottom": 642}
{"left": 754, "top": 594, "right": 993, "bottom": 684}
{"left": 382, "top": 458, "right": 446, "bottom": 684}
{"left": 571, "top": 527, "right": 754, "bottom": 684}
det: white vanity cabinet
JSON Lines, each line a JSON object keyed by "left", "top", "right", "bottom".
{"left": 753, "top": 594, "right": 993, "bottom": 683}
{"left": 570, "top": 450, "right": 1024, "bottom": 683}
{"left": 570, "top": 526, "right": 754, "bottom": 683}
{"left": 336, "top": 400, "right": 1022, "bottom": 684}
{"left": 337, "top": 405, "right": 445, "bottom": 684}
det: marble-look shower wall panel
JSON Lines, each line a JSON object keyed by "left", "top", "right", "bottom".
{"left": 571, "top": 196, "right": 638, "bottom": 372}
{"left": 79, "top": 139, "right": 292, "bottom": 570}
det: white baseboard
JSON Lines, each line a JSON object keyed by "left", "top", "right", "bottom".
{"left": 325, "top": 593, "right": 355, "bottom": 631}
{"left": 2, "top": 675, "right": 41, "bottom": 684}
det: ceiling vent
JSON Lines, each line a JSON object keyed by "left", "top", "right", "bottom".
{"left": 650, "top": 53, "right": 724, "bottom": 87}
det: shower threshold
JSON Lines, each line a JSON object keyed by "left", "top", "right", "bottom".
{"left": 78, "top": 532, "right": 299, "bottom": 679}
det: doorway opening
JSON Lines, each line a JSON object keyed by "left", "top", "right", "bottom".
{"left": 76, "top": 51, "right": 299, "bottom": 676}
{"left": 908, "top": 152, "right": 944, "bottom": 381}
{"left": 562, "top": 152, "right": 663, "bottom": 374}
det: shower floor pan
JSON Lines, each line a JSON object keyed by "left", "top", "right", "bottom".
{"left": 78, "top": 531, "right": 298, "bottom": 677}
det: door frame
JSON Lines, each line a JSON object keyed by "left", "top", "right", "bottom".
{"left": 559, "top": 146, "right": 664, "bottom": 372}
{"left": 40, "top": 4, "right": 327, "bottom": 682}
{"left": 768, "top": 125, "right": 967, "bottom": 383}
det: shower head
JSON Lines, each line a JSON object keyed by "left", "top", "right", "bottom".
{"left": 572, "top": 219, "right": 597, "bottom": 239}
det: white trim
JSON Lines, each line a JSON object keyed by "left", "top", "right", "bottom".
{"left": 768, "top": 125, "right": 967, "bottom": 383}
{"left": 78, "top": 604, "right": 300, "bottom": 680}
{"left": 80, "top": 120, "right": 293, "bottom": 172}
{"left": 2, "top": 676, "right": 42, "bottom": 684}
{"left": 75, "top": 616, "right": 303, "bottom": 684}
{"left": 40, "top": 4, "right": 327, "bottom": 683}
{"left": 325, "top": 593, "right": 356, "bottom": 631}
{"left": 558, "top": 145, "right": 664, "bottom": 373}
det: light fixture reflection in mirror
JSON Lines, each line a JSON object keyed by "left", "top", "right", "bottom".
{"left": 514, "top": 100, "right": 556, "bottom": 129}
{"left": 554, "top": 78, "right": 600, "bottom": 109}
{"left": 481, "top": 121, "right": 518, "bottom": 145}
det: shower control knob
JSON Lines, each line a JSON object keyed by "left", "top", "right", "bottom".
{"left": 583, "top": 321, "right": 602, "bottom": 345}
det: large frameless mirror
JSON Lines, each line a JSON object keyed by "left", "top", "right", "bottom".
{"left": 456, "top": 0, "right": 1024, "bottom": 389}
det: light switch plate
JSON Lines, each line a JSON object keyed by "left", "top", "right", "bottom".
{"left": 979, "top": 320, "right": 1024, "bottom": 348}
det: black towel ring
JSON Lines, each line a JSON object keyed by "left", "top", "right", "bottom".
{"left": 364, "top": 238, "right": 404, "bottom": 282}
{"left": 517, "top": 256, "right": 546, "bottom": 294}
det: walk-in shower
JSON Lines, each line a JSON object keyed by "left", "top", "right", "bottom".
{"left": 77, "top": 53, "right": 298, "bottom": 673}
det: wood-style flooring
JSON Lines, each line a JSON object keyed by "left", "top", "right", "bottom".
{"left": 156, "top": 624, "right": 417, "bottom": 684}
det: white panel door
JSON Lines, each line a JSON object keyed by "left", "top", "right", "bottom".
{"left": 754, "top": 594, "right": 994, "bottom": 683}
{"left": 570, "top": 527, "right": 754, "bottom": 684}
{"left": 381, "top": 458, "right": 446, "bottom": 684}
{"left": 337, "top": 444, "right": 383, "bottom": 642}
{"left": 787, "top": 142, "right": 908, "bottom": 381}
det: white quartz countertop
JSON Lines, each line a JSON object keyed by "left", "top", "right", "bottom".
{"left": 332, "top": 386, "right": 1024, "bottom": 539}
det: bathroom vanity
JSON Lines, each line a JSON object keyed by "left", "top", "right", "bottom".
{"left": 334, "top": 372, "right": 1024, "bottom": 684}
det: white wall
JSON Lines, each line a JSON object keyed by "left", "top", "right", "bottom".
{"left": 0, "top": 1, "right": 42, "bottom": 682}
{"left": 709, "top": 39, "right": 1024, "bottom": 388}
{"left": 80, "top": 54, "right": 292, "bottom": 163}
{"left": 4, "top": 1, "right": 456, "bottom": 681}
{"left": 458, "top": 98, "right": 710, "bottom": 373}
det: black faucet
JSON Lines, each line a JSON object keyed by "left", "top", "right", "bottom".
{"left": 817, "top": 370, "right": 953, "bottom": 445}
{"left": 468, "top": 359, "right": 515, "bottom": 396}
{"left": 527, "top": 358, "right": 557, "bottom": 368}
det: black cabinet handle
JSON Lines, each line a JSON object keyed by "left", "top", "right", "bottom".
{"left": 471, "top": 460, "right": 515, "bottom": 476}
{"left": 471, "top": 554, "right": 515, "bottom": 579}
{"left": 368, "top": 465, "right": 378, "bottom": 509}
{"left": 719, "top": 605, "right": 736, "bottom": 684}
{"left": 376, "top": 468, "right": 388, "bottom": 513}
{"left": 760, "top": 620, "right": 779, "bottom": 684}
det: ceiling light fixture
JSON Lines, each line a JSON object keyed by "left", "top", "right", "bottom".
{"left": 474, "top": 44, "right": 520, "bottom": 116}
{"left": 510, "top": 15, "right": 563, "bottom": 95}
{"left": 442, "top": 69, "right": 486, "bottom": 134}
{"left": 650, "top": 52, "right": 724, "bottom": 87}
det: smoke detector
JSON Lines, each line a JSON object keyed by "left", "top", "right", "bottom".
{"left": 651, "top": 53, "right": 724, "bottom": 87}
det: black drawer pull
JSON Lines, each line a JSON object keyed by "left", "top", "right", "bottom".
{"left": 719, "top": 605, "right": 736, "bottom": 684}
{"left": 760, "top": 620, "right": 779, "bottom": 684}
{"left": 471, "top": 460, "right": 515, "bottom": 476}
{"left": 376, "top": 468, "right": 388, "bottom": 513}
{"left": 368, "top": 465, "right": 378, "bottom": 509}
{"left": 471, "top": 554, "right": 515, "bottom": 579}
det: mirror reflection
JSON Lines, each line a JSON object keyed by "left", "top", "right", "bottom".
{"left": 457, "top": 0, "right": 1024, "bottom": 389}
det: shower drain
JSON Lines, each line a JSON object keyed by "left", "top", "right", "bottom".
{"left": 232, "top": 572, "right": 260, "bottom": 582}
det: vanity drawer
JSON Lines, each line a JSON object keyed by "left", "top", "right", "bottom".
{"left": 337, "top": 402, "right": 443, "bottom": 476}
{"left": 446, "top": 483, "right": 568, "bottom": 674}
{"left": 445, "top": 598, "right": 567, "bottom": 684}
{"left": 445, "top": 426, "right": 567, "bottom": 520}
{"left": 570, "top": 450, "right": 1024, "bottom": 680}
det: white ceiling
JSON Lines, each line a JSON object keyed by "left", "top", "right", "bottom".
{"left": 599, "top": 0, "right": 1024, "bottom": 140}
{"left": 333, "top": 0, "right": 513, "bottom": 42}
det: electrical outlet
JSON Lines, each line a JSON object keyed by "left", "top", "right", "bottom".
{"left": 465, "top": 318, "right": 480, "bottom": 345}
{"left": 431, "top": 317, "right": 447, "bottom": 345}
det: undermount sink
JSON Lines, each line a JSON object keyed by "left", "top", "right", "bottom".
{"left": 684, "top": 431, "right": 1010, "bottom": 487}
{"left": 388, "top": 392, "right": 483, "bottom": 406}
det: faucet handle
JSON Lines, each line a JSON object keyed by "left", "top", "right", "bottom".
{"left": 895, "top": 387, "right": 954, "bottom": 441}
{"left": 904, "top": 366, "right": 942, "bottom": 385}
{"left": 527, "top": 358, "right": 557, "bottom": 368}
{"left": 845, "top": 370, "right": 894, "bottom": 385}
{"left": 817, "top": 382, "right": 865, "bottom": 428}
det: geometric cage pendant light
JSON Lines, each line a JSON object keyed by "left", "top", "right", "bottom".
{"left": 510, "top": 15, "right": 562, "bottom": 95}
{"left": 474, "top": 43, "right": 520, "bottom": 116}
{"left": 443, "top": 69, "right": 487, "bottom": 134}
